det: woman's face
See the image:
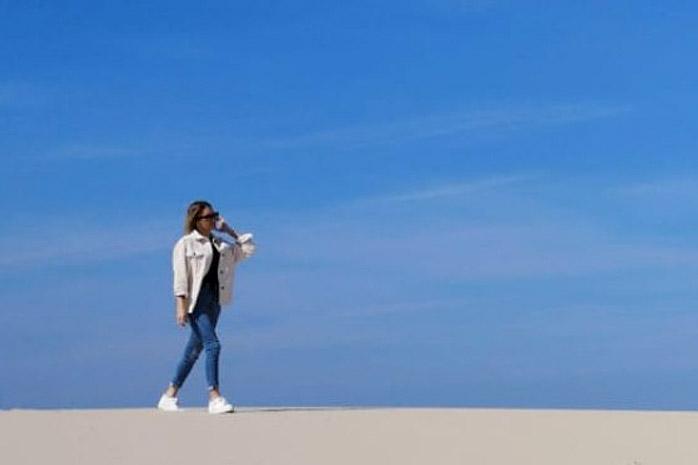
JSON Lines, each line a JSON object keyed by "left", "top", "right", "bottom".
{"left": 195, "top": 206, "right": 217, "bottom": 235}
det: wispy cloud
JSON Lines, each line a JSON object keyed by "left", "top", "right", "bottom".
{"left": 0, "top": 219, "right": 176, "bottom": 268}
{"left": 256, "top": 173, "right": 698, "bottom": 286}
{"left": 359, "top": 174, "right": 538, "bottom": 204}
{"left": 40, "top": 142, "right": 234, "bottom": 161}
{"left": 607, "top": 176, "right": 698, "bottom": 224}
{"left": 613, "top": 177, "right": 698, "bottom": 198}
{"left": 45, "top": 145, "right": 145, "bottom": 160}
{"left": 269, "top": 221, "right": 698, "bottom": 281}
{"left": 263, "top": 102, "right": 629, "bottom": 150}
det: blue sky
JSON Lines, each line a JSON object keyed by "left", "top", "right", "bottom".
{"left": 2, "top": 1, "right": 698, "bottom": 410}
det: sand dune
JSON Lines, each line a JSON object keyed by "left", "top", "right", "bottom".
{"left": 2, "top": 406, "right": 697, "bottom": 464}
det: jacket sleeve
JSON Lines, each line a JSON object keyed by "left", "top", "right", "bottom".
{"left": 232, "top": 237, "right": 256, "bottom": 265}
{"left": 172, "top": 239, "right": 189, "bottom": 297}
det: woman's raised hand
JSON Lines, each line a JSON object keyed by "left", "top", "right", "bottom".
{"left": 216, "top": 215, "right": 239, "bottom": 239}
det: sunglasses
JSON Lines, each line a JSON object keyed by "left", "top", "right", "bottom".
{"left": 197, "top": 211, "right": 219, "bottom": 221}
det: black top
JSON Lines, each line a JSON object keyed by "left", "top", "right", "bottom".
{"left": 201, "top": 236, "right": 220, "bottom": 298}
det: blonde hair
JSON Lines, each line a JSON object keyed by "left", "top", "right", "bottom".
{"left": 184, "top": 200, "right": 213, "bottom": 234}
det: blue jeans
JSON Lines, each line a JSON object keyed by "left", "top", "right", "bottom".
{"left": 170, "top": 284, "right": 222, "bottom": 391}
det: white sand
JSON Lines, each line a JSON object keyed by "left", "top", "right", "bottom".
{"left": 2, "top": 406, "right": 697, "bottom": 464}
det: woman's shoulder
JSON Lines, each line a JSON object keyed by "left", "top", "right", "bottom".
{"left": 174, "top": 232, "right": 195, "bottom": 248}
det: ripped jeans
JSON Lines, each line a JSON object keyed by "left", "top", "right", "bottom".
{"left": 170, "top": 283, "right": 222, "bottom": 391}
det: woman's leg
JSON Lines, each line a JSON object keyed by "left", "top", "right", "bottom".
{"left": 168, "top": 319, "right": 204, "bottom": 395}
{"left": 189, "top": 302, "right": 222, "bottom": 397}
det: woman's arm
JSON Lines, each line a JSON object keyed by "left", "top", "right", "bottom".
{"left": 172, "top": 239, "right": 189, "bottom": 298}
{"left": 172, "top": 239, "right": 190, "bottom": 326}
{"left": 217, "top": 218, "right": 239, "bottom": 240}
{"left": 232, "top": 235, "right": 256, "bottom": 263}
{"left": 217, "top": 217, "right": 255, "bottom": 262}
{"left": 175, "top": 296, "right": 189, "bottom": 327}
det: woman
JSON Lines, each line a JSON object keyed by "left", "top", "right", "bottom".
{"left": 158, "top": 200, "right": 256, "bottom": 414}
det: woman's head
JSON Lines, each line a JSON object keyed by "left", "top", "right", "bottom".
{"left": 184, "top": 200, "right": 218, "bottom": 235}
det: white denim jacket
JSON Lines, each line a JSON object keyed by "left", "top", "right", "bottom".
{"left": 172, "top": 229, "right": 256, "bottom": 313}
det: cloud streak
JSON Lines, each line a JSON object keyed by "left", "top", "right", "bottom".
{"left": 359, "top": 174, "right": 538, "bottom": 204}
{"left": 613, "top": 177, "right": 698, "bottom": 198}
{"left": 258, "top": 173, "right": 698, "bottom": 284}
{"left": 263, "top": 102, "right": 629, "bottom": 150}
{"left": 0, "top": 219, "right": 176, "bottom": 268}
{"left": 45, "top": 145, "right": 145, "bottom": 160}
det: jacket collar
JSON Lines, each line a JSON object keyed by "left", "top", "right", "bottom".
{"left": 188, "top": 229, "right": 211, "bottom": 242}
{"left": 188, "top": 229, "right": 225, "bottom": 248}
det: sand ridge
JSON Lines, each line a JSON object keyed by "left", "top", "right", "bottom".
{"left": 2, "top": 407, "right": 697, "bottom": 464}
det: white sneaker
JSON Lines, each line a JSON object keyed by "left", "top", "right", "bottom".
{"left": 157, "top": 393, "right": 181, "bottom": 412}
{"left": 208, "top": 396, "right": 234, "bottom": 414}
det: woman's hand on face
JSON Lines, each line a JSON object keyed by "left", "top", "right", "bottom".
{"left": 216, "top": 215, "right": 238, "bottom": 239}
